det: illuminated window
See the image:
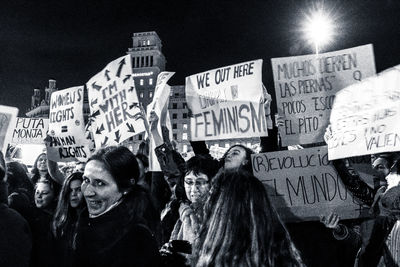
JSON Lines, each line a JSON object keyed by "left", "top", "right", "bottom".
{"left": 140, "top": 79, "right": 144, "bottom": 86}
{"left": 140, "top": 92, "right": 144, "bottom": 98}
{"left": 149, "top": 78, "right": 153, "bottom": 85}
{"left": 183, "top": 123, "right": 187, "bottom": 130}
{"left": 182, "top": 133, "right": 187, "bottom": 140}
{"left": 183, "top": 145, "right": 188, "bottom": 153}
{"left": 149, "top": 91, "right": 153, "bottom": 98}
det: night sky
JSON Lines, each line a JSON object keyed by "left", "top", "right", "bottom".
{"left": 1, "top": 0, "right": 400, "bottom": 114}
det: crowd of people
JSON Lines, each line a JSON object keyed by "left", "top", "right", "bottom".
{"left": 1, "top": 108, "right": 400, "bottom": 267}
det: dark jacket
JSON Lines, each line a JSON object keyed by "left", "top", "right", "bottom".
{"left": 333, "top": 159, "right": 377, "bottom": 207}
{"left": 155, "top": 143, "right": 187, "bottom": 244}
{"left": 27, "top": 207, "right": 57, "bottom": 267}
{"left": 358, "top": 185, "right": 400, "bottom": 267}
{"left": 54, "top": 210, "right": 81, "bottom": 267}
{"left": 0, "top": 202, "right": 32, "bottom": 267}
{"left": 74, "top": 191, "right": 161, "bottom": 267}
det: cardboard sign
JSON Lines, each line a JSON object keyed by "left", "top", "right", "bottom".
{"left": 147, "top": 72, "right": 174, "bottom": 171}
{"left": 252, "top": 146, "right": 365, "bottom": 221}
{"left": 87, "top": 55, "right": 146, "bottom": 148}
{"left": 11, "top": 117, "right": 49, "bottom": 144}
{"left": 271, "top": 44, "right": 376, "bottom": 146}
{"left": 0, "top": 105, "right": 18, "bottom": 155}
{"left": 47, "top": 86, "right": 91, "bottom": 162}
{"left": 186, "top": 60, "right": 268, "bottom": 141}
{"left": 328, "top": 65, "right": 400, "bottom": 159}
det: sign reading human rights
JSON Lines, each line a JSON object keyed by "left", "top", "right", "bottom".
{"left": 47, "top": 86, "right": 91, "bottom": 162}
{"left": 0, "top": 105, "right": 18, "bottom": 155}
{"left": 328, "top": 65, "right": 400, "bottom": 160}
{"left": 185, "top": 60, "right": 268, "bottom": 141}
{"left": 11, "top": 117, "right": 49, "bottom": 144}
{"left": 147, "top": 72, "right": 174, "bottom": 171}
{"left": 271, "top": 44, "right": 376, "bottom": 146}
{"left": 87, "top": 55, "right": 146, "bottom": 148}
{"left": 251, "top": 146, "right": 365, "bottom": 221}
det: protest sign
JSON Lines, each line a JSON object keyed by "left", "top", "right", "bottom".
{"left": 0, "top": 105, "right": 18, "bottom": 155}
{"left": 147, "top": 72, "right": 174, "bottom": 171}
{"left": 11, "top": 117, "right": 49, "bottom": 144}
{"left": 271, "top": 44, "right": 376, "bottom": 146}
{"left": 47, "top": 86, "right": 91, "bottom": 162}
{"left": 185, "top": 60, "right": 268, "bottom": 141}
{"left": 87, "top": 55, "right": 146, "bottom": 148}
{"left": 252, "top": 146, "right": 366, "bottom": 221}
{"left": 328, "top": 65, "right": 400, "bottom": 159}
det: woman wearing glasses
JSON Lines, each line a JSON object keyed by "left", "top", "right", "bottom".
{"left": 150, "top": 112, "right": 219, "bottom": 265}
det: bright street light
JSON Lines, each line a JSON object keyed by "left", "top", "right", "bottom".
{"left": 303, "top": 10, "right": 334, "bottom": 54}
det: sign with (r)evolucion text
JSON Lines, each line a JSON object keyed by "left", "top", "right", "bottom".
{"left": 252, "top": 146, "right": 365, "bottom": 221}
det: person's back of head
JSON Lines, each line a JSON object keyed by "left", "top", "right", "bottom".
{"left": 6, "top": 161, "right": 34, "bottom": 196}
{"left": 194, "top": 170, "right": 303, "bottom": 267}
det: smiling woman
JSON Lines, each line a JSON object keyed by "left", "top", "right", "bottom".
{"left": 73, "top": 146, "right": 160, "bottom": 267}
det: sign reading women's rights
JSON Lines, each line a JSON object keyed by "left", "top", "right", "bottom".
{"left": 185, "top": 60, "right": 268, "bottom": 141}
{"left": 252, "top": 146, "right": 366, "bottom": 222}
{"left": 47, "top": 86, "right": 91, "bottom": 162}
{"left": 328, "top": 65, "right": 400, "bottom": 160}
{"left": 0, "top": 105, "right": 18, "bottom": 155}
{"left": 87, "top": 55, "right": 145, "bottom": 148}
{"left": 11, "top": 117, "right": 49, "bottom": 144}
{"left": 271, "top": 44, "right": 376, "bottom": 146}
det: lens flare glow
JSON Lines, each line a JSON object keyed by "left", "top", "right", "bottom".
{"left": 303, "top": 10, "right": 335, "bottom": 53}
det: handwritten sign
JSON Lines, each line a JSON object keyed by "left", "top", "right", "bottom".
{"left": 0, "top": 105, "right": 18, "bottom": 155}
{"left": 185, "top": 60, "right": 268, "bottom": 141}
{"left": 147, "top": 72, "right": 174, "bottom": 171}
{"left": 11, "top": 117, "right": 49, "bottom": 144}
{"left": 47, "top": 86, "right": 91, "bottom": 162}
{"left": 271, "top": 44, "right": 376, "bottom": 146}
{"left": 328, "top": 65, "right": 400, "bottom": 159}
{"left": 252, "top": 146, "right": 365, "bottom": 221}
{"left": 87, "top": 55, "right": 146, "bottom": 148}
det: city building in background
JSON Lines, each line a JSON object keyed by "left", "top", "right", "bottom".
{"left": 26, "top": 79, "right": 90, "bottom": 121}
{"left": 127, "top": 31, "right": 166, "bottom": 108}
{"left": 25, "top": 31, "right": 259, "bottom": 157}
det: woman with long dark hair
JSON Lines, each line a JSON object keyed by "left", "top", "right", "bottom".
{"left": 221, "top": 144, "right": 255, "bottom": 172}
{"left": 74, "top": 146, "right": 160, "bottom": 267}
{"left": 193, "top": 170, "right": 304, "bottom": 267}
{"left": 53, "top": 172, "right": 85, "bottom": 267}
{"left": 28, "top": 179, "right": 59, "bottom": 267}
{"left": 31, "top": 153, "right": 52, "bottom": 184}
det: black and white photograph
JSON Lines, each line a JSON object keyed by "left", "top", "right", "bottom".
{"left": 1, "top": 0, "right": 400, "bottom": 266}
